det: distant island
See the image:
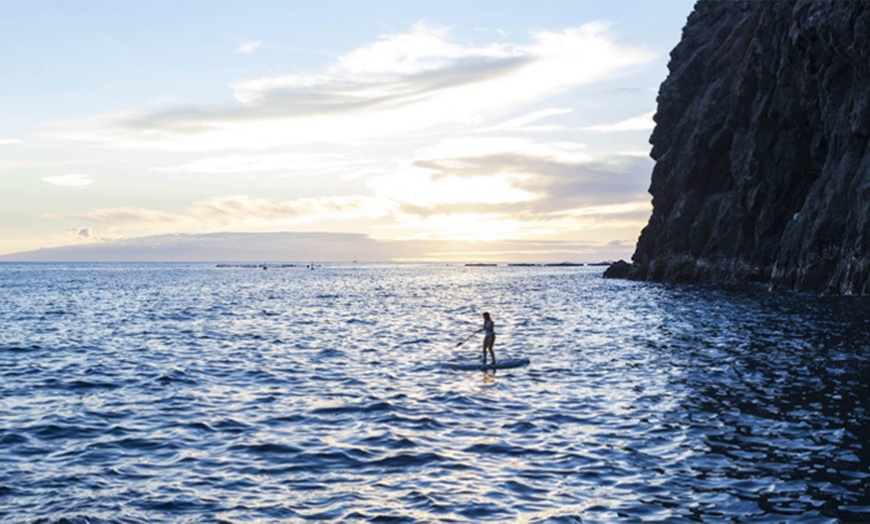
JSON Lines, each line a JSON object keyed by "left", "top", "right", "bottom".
{"left": 216, "top": 263, "right": 304, "bottom": 269}
{"left": 606, "top": 0, "right": 870, "bottom": 295}
{"left": 466, "top": 262, "right": 605, "bottom": 267}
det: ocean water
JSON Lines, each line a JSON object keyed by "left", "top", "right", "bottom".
{"left": 1, "top": 262, "right": 868, "bottom": 523}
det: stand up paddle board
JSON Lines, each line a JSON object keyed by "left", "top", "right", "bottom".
{"left": 443, "top": 357, "right": 530, "bottom": 371}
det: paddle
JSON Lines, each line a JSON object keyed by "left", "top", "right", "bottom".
{"left": 455, "top": 331, "right": 478, "bottom": 348}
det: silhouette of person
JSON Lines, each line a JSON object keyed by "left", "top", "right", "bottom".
{"left": 477, "top": 312, "right": 496, "bottom": 365}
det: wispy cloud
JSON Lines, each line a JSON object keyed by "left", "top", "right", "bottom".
{"left": 47, "top": 207, "right": 185, "bottom": 226}
{"left": 481, "top": 107, "right": 573, "bottom": 133}
{"left": 186, "top": 194, "right": 394, "bottom": 227}
{"left": 0, "top": 139, "right": 24, "bottom": 146}
{"left": 151, "top": 151, "right": 379, "bottom": 179}
{"left": 236, "top": 40, "right": 262, "bottom": 54}
{"left": 45, "top": 194, "right": 396, "bottom": 233}
{"left": 582, "top": 111, "right": 655, "bottom": 132}
{"left": 47, "top": 136, "right": 651, "bottom": 243}
{"left": 51, "top": 22, "right": 656, "bottom": 151}
{"left": 358, "top": 136, "right": 653, "bottom": 242}
{"left": 42, "top": 174, "right": 96, "bottom": 187}
{"left": 474, "top": 27, "right": 511, "bottom": 38}
{"left": 369, "top": 137, "right": 647, "bottom": 211}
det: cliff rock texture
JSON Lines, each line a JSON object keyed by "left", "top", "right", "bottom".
{"left": 608, "top": 0, "right": 870, "bottom": 294}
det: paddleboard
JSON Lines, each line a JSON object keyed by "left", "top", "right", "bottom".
{"left": 443, "top": 357, "right": 530, "bottom": 371}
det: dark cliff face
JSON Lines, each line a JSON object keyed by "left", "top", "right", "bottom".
{"left": 609, "top": 0, "right": 870, "bottom": 294}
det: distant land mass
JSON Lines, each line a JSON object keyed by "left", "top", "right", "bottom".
{"left": 606, "top": 0, "right": 869, "bottom": 294}
{"left": 0, "top": 232, "right": 412, "bottom": 263}
{"left": 0, "top": 231, "right": 621, "bottom": 264}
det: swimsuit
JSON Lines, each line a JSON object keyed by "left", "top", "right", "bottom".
{"left": 484, "top": 320, "right": 495, "bottom": 337}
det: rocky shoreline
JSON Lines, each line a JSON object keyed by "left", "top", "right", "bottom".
{"left": 607, "top": 0, "right": 869, "bottom": 294}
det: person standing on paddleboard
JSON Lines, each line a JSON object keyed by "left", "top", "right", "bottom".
{"left": 477, "top": 312, "right": 496, "bottom": 365}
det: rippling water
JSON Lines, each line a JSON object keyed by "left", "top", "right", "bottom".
{"left": 1, "top": 263, "right": 868, "bottom": 522}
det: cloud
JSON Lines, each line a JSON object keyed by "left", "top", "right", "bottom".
{"left": 53, "top": 22, "right": 656, "bottom": 151}
{"left": 45, "top": 194, "right": 397, "bottom": 235}
{"left": 358, "top": 135, "right": 654, "bottom": 242}
{"left": 371, "top": 166, "right": 538, "bottom": 209}
{"left": 475, "top": 27, "right": 511, "bottom": 38}
{"left": 370, "top": 137, "right": 649, "bottom": 212}
{"left": 151, "top": 151, "right": 379, "bottom": 179}
{"left": 481, "top": 107, "right": 573, "bottom": 133}
{"left": 582, "top": 111, "right": 655, "bottom": 132}
{"left": 186, "top": 194, "right": 395, "bottom": 226}
{"left": 63, "top": 227, "right": 110, "bottom": 243}
{"left": 41, "top": 137, "right": 653, "bottom": 248}
{"left": 42, "top": 174, "right": 96, "bottom": 187}
{"left": 0, "top": 139, "right": 23, "bottom": 146}
{"left": 330, "top": 23, "right": 504, "bottom": 79}
{"left": 49, "top": 207, "right": 186, "bottom": 226}
{"left": 237, "top": 40, "right": 262, "bottom": 54}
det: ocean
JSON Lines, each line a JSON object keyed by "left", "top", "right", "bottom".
{"left": 1, "top": 263, "right": 868, "bottom": 522}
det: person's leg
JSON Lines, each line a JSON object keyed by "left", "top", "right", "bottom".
{"left": 483, "top": 336, "right": 495, "bottom": 365}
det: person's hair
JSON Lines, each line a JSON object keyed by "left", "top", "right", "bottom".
{"left": 483, "top": 312, "right": 491, "bottom": 320}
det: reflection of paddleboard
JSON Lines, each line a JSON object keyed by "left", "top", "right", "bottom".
{"left": 443, "top": 357, "right": 530, "bottom": 371}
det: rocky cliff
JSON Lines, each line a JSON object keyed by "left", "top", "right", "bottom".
{"left": 606, "top": 0, "right": 870, "bottom": 294}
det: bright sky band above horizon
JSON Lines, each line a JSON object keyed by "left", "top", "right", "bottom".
{"left": 0, "top": 0, "right": 696, "bottom": 262}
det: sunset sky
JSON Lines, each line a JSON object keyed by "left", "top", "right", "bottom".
{"left": 0, "top": 0, "right": 695, "bottom": 262}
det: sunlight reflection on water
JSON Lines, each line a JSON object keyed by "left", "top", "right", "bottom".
{"left": 0, "top": 263, "right": 868, "bottom": 522}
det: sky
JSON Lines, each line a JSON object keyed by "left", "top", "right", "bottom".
{"left": 0, "top": 0, "right": 696, "bottom": 262}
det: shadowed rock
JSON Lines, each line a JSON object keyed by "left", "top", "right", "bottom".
{"left": 608, "top": 0, "right": 870, "bottom": 294}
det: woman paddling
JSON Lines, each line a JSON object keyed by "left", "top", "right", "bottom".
{"left": 477, "top": 312, "right": 496, "bottom": 366}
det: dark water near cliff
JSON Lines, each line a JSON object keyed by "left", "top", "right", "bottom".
{"left": 1, "top": 263, "right": 868, "bottom": 522}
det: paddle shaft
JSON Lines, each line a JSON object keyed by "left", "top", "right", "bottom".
{"left": 455, "top": 331, "right": 478, "bottom": 348}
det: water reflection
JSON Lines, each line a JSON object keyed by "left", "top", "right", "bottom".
{"left": 0, "top": 263, "right": 867, "bottom": 521}
{"left": 639, "top": 283, "right": 869, "bottom": 520}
